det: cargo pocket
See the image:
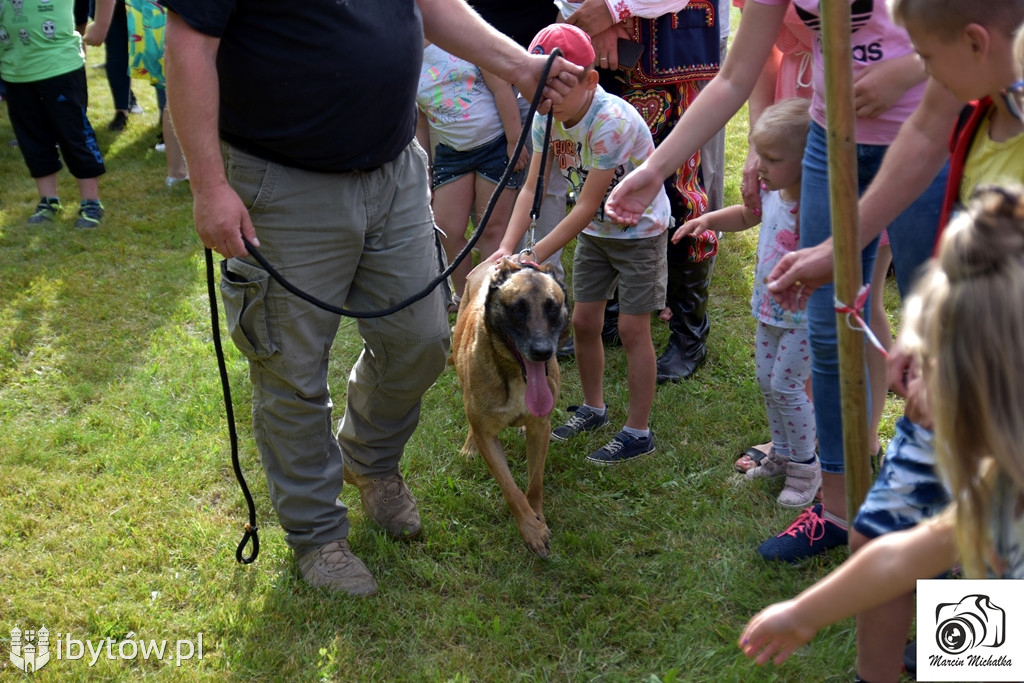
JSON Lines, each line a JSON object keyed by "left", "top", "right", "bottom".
{"left": 219, "top": 259, "right": 278, "bottom": 361}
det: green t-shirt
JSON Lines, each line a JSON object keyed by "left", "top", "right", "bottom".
{"left": 0, "top": 0, "right": 84, "bottom": 83}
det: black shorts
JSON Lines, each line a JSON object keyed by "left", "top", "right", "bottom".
{"left": 5, "top": 67, "right": 105, "bottom": 179}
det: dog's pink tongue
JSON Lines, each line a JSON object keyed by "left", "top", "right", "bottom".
{"left": 524, "top": 360, "right": 554, "bottom": 417}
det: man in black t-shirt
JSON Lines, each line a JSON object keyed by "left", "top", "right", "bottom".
{"left": 164, "top": 0, "right": 580, "bottom": 597}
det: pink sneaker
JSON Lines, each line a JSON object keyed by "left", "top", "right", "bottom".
{"left": 777, "top": 459, "right": 822, "bottom": 508}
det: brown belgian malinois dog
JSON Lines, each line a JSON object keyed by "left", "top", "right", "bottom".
{"left": 449, "top": 257, "right": 570, "bottom": 557}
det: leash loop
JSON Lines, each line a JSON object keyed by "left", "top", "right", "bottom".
{"left": 205, "top": 248, "right": 260, "bottom": 564}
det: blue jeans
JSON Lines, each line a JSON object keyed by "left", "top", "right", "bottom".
{"left": 801, "top": 121, "right": 946, "bottom": 473}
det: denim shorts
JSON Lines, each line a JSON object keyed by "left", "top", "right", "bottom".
{"left": 853, "top": 416, "right": 952, "bottom": 539}
{"left": 432, "top": 134, "right": 525, "bottom": 190}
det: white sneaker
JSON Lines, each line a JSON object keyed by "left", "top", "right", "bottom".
{"left": 777, "top": 459, "right": 822, "bottom": 508}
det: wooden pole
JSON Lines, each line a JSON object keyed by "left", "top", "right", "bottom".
{"left": 819, "top": 0, "right": 872, "bottom": 524}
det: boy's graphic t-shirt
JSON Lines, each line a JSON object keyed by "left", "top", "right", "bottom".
{"left": 533, "top": 86, "right": 671, "bottom": 240}
{"left": 753, "top": 190, "right": 805, "bottom": 328}
{"left": 0, "top": 0, "right": 83, "bottom": 82}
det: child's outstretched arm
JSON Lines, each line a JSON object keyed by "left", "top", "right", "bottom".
{"left": 739, "top": 510, "right": 958, "bottom": 667}
{"left": 488, "top": 152, "right": 545, "bottom": 264}
{"left": 604, "top": 1, "right": 787, "bottom": 226}
{"left": 481, "top": 69, "right": 529, "bottom": 173}
{"left": 83, "top": 0, "right": 115, "bottom": 46}
{"left": 531, "top": 167, "right": 617, "bottom": 264}
{"left": 672, "top": 204, "right": 758, "bottom": 244}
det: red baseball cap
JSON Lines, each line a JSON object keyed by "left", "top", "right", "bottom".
{"left": 528, "top": 23, "right": 595, "bottom": 68}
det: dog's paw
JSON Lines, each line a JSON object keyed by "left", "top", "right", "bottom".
{"left": 518, "top": 518, "right": 551, "bottom": 559}
{"left": 460, "top": 434, "right": 478, "bottom": 457}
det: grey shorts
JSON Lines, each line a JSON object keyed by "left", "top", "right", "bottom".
{"left": 853, "top": 416, "right": 952, "bottom": 539}
{"left": 571, "top": 231, "right": 667, "bottom": 315}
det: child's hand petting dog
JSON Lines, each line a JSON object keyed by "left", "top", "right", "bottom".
{"left": 672, "top": 216, "right": 711, "bottom": 243}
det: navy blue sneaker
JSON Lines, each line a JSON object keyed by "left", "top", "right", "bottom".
{"left": 757, "top": 503, "right": 848, "bottom": 563}
{"left": 551, "top": 405, "right": 609, "bottom": 441}
{"left": 586, "top": 430, "right": 655, "bottom": 465}
{"left": 903, "top": 640, "right": 917, "bottom": 679}
{"left": 74, "top": 199, "right": 104, "bottom": 229}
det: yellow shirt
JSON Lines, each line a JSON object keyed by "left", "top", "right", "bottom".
{"left": 959, "top": 111, "right": 1024, "bottom": 206}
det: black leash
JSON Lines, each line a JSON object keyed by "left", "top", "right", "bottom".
{"left": 208, "top": 49, "right": 562, "bottom": 562}
{"left": 205, "top": 248, "right": 259, "bottom": 564}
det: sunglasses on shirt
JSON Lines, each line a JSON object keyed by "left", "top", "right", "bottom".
{"left": 1001, "top": 79, "right": 1024, "bottom": 123}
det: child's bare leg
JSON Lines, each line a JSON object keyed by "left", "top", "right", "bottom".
{"left": 431, "top": 173, "right": 475, "bottom": 298}
{"left": 617, "top": 311, "right": 656, "bottom": 431}
{"left": 852, "top": 528, "right": 914, "bottom": 682}
{"left": 34, "top": 173, "right": 60, "bottom": 199}
{"left": 822, "top": 473, "right": 847, "bottom": 522}
{"left": 573, "top": 300, "right": 607, "bottom": 409}
{"left": 473, "top": 176, "right": 515, "bottom": 261}
{"left": 74, "top": 176, "right": 99, "bottom": 202}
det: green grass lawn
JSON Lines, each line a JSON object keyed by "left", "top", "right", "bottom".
{"left": 0, "top": 45, "right": 908, "bottom": 681}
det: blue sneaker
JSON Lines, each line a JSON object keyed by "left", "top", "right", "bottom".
{"left": 586, "top": 430, "right": 655, "bottom": 465}
{"left": 757, "top": 503, "right": 847, "bottom": 563}
{"left": 551, "top": 405, "right": 609, "bottom": 442}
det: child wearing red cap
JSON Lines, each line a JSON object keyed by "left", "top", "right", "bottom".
{"left": 488, "top": 23, "right": 672, "bottom": 465}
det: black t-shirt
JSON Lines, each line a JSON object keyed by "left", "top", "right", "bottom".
{"left": 161, "top": 0, "right": 423, "bottom": 172}
{"left": 467, "top": 0, "right": 556, "bottom": 48}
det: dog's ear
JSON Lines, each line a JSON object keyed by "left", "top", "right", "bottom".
{"left": 491, "top": 256, "right": 525, "bottom": 290}
{"left": 556, "top": 281, "right": 571, "bottom": 345}
{"left": 488, "top": 258, "right": 515, "bottom": 293}
{"left": 533, "top": 260, "right": 568, "bottom": 292}
{"left": 497, "top": 256, "right": 521, "bottom": 276}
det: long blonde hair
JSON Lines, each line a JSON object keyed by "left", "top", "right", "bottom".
{"left": 902, "top": 186, "right": 1024, "bottom": 576}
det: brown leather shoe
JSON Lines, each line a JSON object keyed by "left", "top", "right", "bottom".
{"left": 296, "top": 539, "right": 377, "bottom": 596}
{"left": 343, "top": 468, "right": 422, "bottom": 540}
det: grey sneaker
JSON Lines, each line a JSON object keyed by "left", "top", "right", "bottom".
{"left": 343, "top": 468, "right": 422, "bottom": 540}
{"left": 744, "top": 449, "right": 788, "bottom": 480}
{"left": 296, "top": 539, "right": 377, "bottom": 596}
{"left": 586, "top": 430, "right": 655, "bottom": 465}
{"left": 551, "top": 405, "right": 609, "bottom": 442}
{"left": 777, "top": 459, "right": 822, "bottom": 508}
